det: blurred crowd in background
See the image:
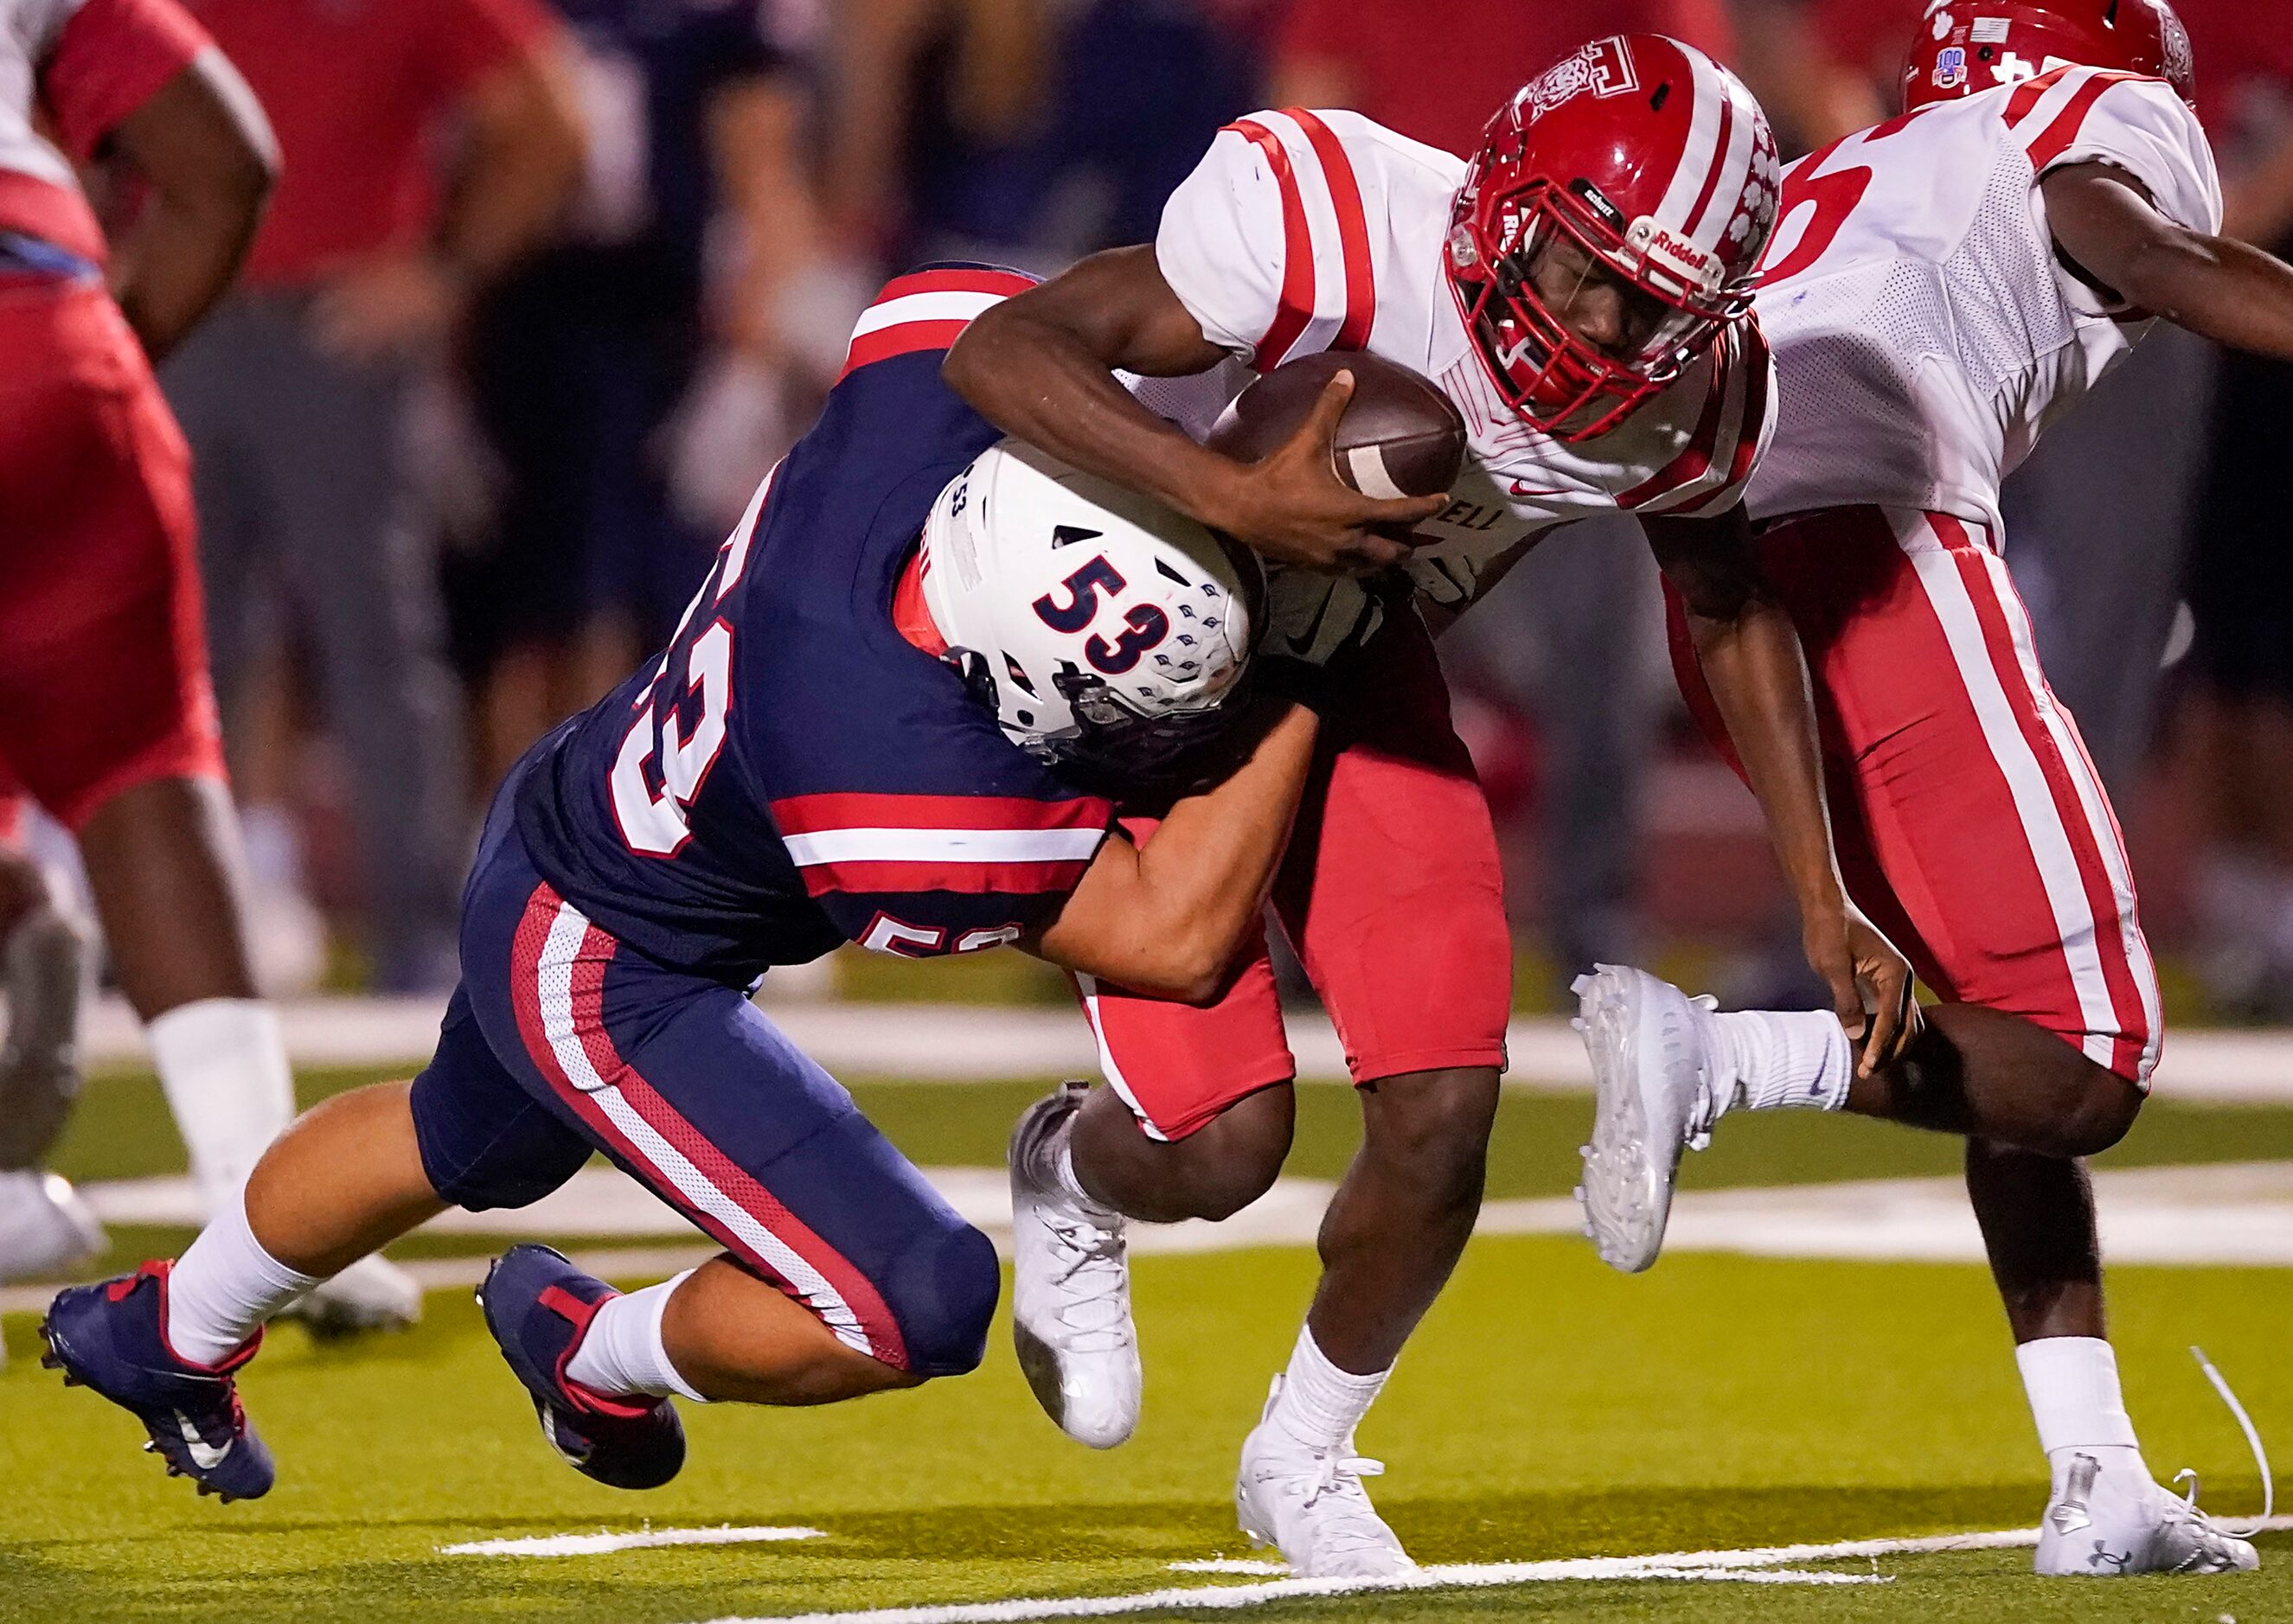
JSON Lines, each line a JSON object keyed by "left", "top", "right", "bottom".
{"left": 57, "top": 0, "right": 2293, "bottom": 1017}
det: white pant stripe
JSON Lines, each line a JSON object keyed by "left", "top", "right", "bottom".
{"left": 1896, "top": 522, "right": 2120, "bottom": 1069}
{"left": 532, "top": 899, "right": 874, "bottom": 1356}
{"left": 1073, "top": 973, "right": 1167, "bottom": 1142}
{"left": 1975, "top": 551, "right": 2162, "bottom": 1081}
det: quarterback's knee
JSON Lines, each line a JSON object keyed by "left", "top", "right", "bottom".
{"left": 884, "top": 1217, "right": 1001, "bottom": 1379}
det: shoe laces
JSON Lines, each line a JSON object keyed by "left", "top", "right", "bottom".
{"left": 1040, "top": 1211, "right": 1129, "bottom": 1348}
{"left": 2168, "top": 1346, "right": 2273, "bottom": 1538}
{"left": 1288, "top": 1449, "right": 1396, "bottom": 1559}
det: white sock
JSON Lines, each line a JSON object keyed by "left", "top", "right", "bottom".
{"left": 165, "top": 1185, "right": 319, "bottom": 1365}
{"left": 1053, "top": 1138, "right": 1117, "bottom": 1217}
{"left": 1267, "top": 1324, "right": 1388, "bottom": 1452}
{"left": 562, "top": 1272, "right": 708, "bottom": 1403}
{"left": 1710, "top": 1008, "right": 1854, "bottom": 1114}
{"left": 148, "top": 999, "right": 295, "bottom": 1216}
{"left": 2017, "top": 1336, "right": 2147, "bottom": 1487}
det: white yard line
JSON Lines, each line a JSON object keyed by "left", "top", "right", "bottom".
{"left": 11, "top": 1159, "right": 2290, "bottom": 1318}
{"left": 679, "top": 1518, "right": 2293, "bottom": 1624}
{"left": 442, "top": 1525, "right": 826, "bottom": 1557}
{"left": 63, "top": 994, "right": 2293, "bottom": 1101}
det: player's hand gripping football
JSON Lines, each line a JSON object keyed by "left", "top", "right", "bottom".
{"left": 1205, "top": 370, "right": 1446, "bottom": 577}
{"left": 1803, "top": 904, "right": 1920, "bottom": 1077}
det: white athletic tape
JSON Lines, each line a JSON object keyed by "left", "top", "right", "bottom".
{"left": 442, "top": 1526, "right": 827, "bottom": 1557}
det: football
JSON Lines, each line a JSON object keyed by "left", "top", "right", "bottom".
{"left": 1207, "top": 350, "right": 1467, "bottom": 501}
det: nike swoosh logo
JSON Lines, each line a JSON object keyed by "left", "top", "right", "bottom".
{"left": 1284, "top": 589, "right": 1335, "bottom": 658}
{"left": 1509, "top": 480, "right": 1566, "bottom": 497}
{"left": 175, "top": 1411, "right": 230, "bottom": 1470}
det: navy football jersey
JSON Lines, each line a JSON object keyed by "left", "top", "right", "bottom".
{"left": 514, "top": 266, "right": 1117, "bottom": 981}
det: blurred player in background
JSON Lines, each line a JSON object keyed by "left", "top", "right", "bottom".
{"left": 0, "top": 0, "right": 419, "bottom": 1328}
{"left": 0, "top": 789, "right": 91, "bottom": 1288}
{"left": 1579, "top": 0, "right": 2289, "bottom": 1575}
{"left": 163, "top": 0, "right": 584, "bottom": 995}
{"left": 951, "top": 35, "right": 1915, "bottom": 1576}
{"left": 42, "top": 267, "right": 1337, "bottom": 1503}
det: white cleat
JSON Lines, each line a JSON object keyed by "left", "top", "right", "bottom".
{"left": 1571, "top": 963, "right": 1724, "bottom": 1275}
{"left": 0, "top": 1170, "right": 104, "bottom": 1285}
{"left": 1235, "top": 1378, "right": 1417, "bottom": 1580}
{"left": 284, "top": 1253, "right": 423, "bottom": 1338}
{"left": 1009, "top": 1081, "right": 1139, "bottom": 1448}
{"left": 2035, "top": 1454, "right": 2261, "bottom": 1576}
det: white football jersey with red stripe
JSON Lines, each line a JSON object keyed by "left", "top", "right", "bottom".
{"left": 1745, "top": 67, "right": 2220, "bottom": 529}
{"left": 1155, "top": 106, "right": 1775, "bottom": 611}
{"left": 0, "top": 0, "right": 208, "bottom": 262}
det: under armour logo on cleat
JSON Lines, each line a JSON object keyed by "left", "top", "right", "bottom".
{"left": 2086, "top": 1542, "right": 2130, "bottom": 1571}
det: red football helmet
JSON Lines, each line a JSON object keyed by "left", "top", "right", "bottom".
{"left": 1447, "top": 34, "right": 1779, "bottom": 442}
{"left": 1902, "top": 0, "right": 2196, "bottom": 112}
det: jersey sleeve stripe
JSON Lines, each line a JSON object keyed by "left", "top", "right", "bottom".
{"left": 871, "top": 267, "right": 1039, "bottom": 304}
{"left": 783, "top": 827, "right": 1109, "bottom": 867}
{"left": 836, "top": 268, "right": 1038, "bottom": 378}
{"left": 837, "top": 320, "right": 975, "bottom": 379}
{"left": 1286, "top": 109, "right": 1376, "bottom": 351}
{"left": 2021, "top": 71, "right": 2151, "bottom": 171}
{"left": 791, "top": 856, "right": 1097, "bottom": 899}
{"left": 770, "top": 791, "right": 1113, "bottom": 836}
{"left": 42, "top": 0, "right": 212, "bottom": 161}
{"left": 1225, "top": 118, "right": 1318, "bottom": 371}
{"left": 849, "top": 289, "right": 1012, "bottom": 340}
{"left": 1618, "top": 350, "right": 1733, "bottom": 510}
{"left": 2002, "top": 65, "right": 2077, "bottom": 128}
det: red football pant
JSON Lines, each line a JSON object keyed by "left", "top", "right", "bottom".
{"left": 1079, "top": 613, "right": 1514, "bottom": 1141}
{"left": 0, "top": 279, "right": 225, "bottom": 830}
{"left": 1669, "top": 506, "right": 2159, "bottom": 1086}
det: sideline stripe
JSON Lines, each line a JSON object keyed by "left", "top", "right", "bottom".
{"left": 684, "top": 1520, "right": 2293, "bottom": 1624}
{"left": 444, "top": 1526, "right": 826, "bottom": 1558}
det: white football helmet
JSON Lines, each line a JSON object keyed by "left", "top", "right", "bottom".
{"left": 920, "top": 439, "right": 1259, "bottom": 777}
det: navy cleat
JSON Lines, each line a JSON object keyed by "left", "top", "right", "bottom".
{"left": 477, "top": 1244, "right": 686, "bottom": 1490}
{"left": 40, "top": 1261, "right": 274, "bottom": 1502}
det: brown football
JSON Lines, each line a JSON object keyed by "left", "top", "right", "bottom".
{"left": 1207, "top": 350, "right": 1467, "bottom": 501}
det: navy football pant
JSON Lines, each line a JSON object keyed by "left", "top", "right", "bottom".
{"left": 407, "top": 812, "right": 997, "bottom": 1378}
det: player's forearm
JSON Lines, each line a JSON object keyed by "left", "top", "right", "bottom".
{"left": 109, "top": 179, "right": 264, "bottom": 362}
{"left": 1688, "top": 601, "right": 1848, "bottom": 928}
{"left": 945, "top": 301, "right": 1246, "bottom": 534}
{"left": 1036, "top": 700, "right": 1319, "bottom": 1001}
{"left": 101, "top": 54, "right": 274, "bottom": 362}
{"left": 2120, "top": 230, "right": 2293, "bottom": 363}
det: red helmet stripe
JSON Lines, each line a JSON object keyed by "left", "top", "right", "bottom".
{"left": 1656, "top": 45, "right": 1728, "bottom": 228}
{"left": 1225, "top": 118, "right": 1317, "bottom": 371}
{"left": 1286, "top": 109, "right": 1377, "bottom": 351}
{"left": 1684, "top": 90, "right": 1737, "bottom": 242}
{"left": 2022, "top": 70, "right": 2153, "bottom": 169}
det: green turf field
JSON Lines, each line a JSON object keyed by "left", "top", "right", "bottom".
{"left": 5, "top": 1066, "right": 2287, "bottom": 1622}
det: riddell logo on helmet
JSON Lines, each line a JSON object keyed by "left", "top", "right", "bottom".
{"left": 1628, "top": 218, "right": 1721, "bottom": 292}
{"left": 1521, "top": 36, "right": 1639, "bottom": 118}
